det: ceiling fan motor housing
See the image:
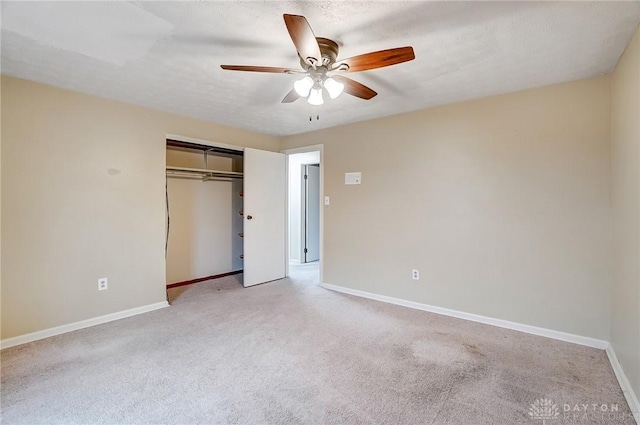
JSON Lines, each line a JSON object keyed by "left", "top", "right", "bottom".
{"left": 300, "top": 37, "right": 340, "bottom": 69}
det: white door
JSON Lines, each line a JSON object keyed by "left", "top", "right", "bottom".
{"left": 303, "top": 164, "right": 320, "bottom": 262}
{"left": 243, "top": 148, "right": 286, "bottom": 287}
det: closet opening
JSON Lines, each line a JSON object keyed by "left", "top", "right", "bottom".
{"left": 165, "top": 138, "right": 245, "bottom": 301}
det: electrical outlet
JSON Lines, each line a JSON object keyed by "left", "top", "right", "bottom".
{"left": 98, "top": 277, "right": 108, "bottom": 291}
{"left": 412, "top": 269, "right": 420, "bottom": 280}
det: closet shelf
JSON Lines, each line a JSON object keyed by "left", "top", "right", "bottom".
{"left": 166, "top": 166, "right": 243, "bottom": 180}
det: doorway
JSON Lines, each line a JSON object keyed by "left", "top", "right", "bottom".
{"left": 286, "top": 147, "right": 323, "bottom": 284}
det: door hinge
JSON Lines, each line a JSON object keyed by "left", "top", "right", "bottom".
{"left": 304, "top": 174, "right": 308, "bottom": 180}
{"left": 304, "top": 248, "right": 308, "bottom": 253}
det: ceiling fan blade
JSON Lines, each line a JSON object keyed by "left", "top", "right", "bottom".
{"left": 220, "top": 65, "right": 301, "bottom": 73}
{"left": 334, "top": 46, "right": 415, "bottom": 73}
{"left": 283, "top": 14, "right": 322, "bottom": 65}
{"left": 281, "top": 88, "right": 300, "bottom": 103}
{"left": 332, "top": 76, "right": 377, "bottom": 100}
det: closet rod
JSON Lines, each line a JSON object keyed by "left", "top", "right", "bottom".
{"left": 166, "top": 166, "right": 243, "bottom": 180}
{"left": 166, "top": 174, "right": 241, "bottom": 182}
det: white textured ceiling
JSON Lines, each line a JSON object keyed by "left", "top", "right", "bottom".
{"left": 2, "top": 1, "right": 639, "bottom": 136}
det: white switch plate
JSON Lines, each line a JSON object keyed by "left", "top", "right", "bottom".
{"left": 98, "top": 277, "right": 108, "bottom": 291}
{"left": 345, "top": 172, "right": 362, "bottom": 185}
{"left": 324, "top": 196, "right": 330, "bottom": 206}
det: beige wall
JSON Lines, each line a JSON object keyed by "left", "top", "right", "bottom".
{"left": 283, "top": 76, "right": 612, "bottom": 340}
{"left": 611, "top": 25, "right": 640, "bottom": 400}
{"left": 0, "top": 43, "right": 634, "bottom": 365}
{"left": 1, "top": 76, "right": 279, "bottom": 339}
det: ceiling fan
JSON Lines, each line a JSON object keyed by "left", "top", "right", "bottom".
{"left": 220, "top": 14, "right": 415, "bottom": 106}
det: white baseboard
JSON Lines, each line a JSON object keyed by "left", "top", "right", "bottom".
{"left": 322, "top": 282, "right": 640, "bottom": 420}
{"left": 321, "top": 282, "right": 609, "bottom": 349}
{"left": 0, "top": 301, "right": 169, "bottom": 350}
{"left": 606, "top": 345, "right": 640, "bottom": 420}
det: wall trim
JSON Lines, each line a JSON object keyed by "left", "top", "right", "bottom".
{"left": 322, "top": 282, "right": 640, "bottom": 418}
{"left": 321, "top": 282, "right": 609, "bottom": 349}
{"left": 606, "top": 345, "right": 640, "bottom": 420}
{"left": 0, "top": 301, "right": 169, "bottom": 350}
{"left": 2, "top": 281, "right": 638, "bottom": 417}
{"left": 167, "top": 270, "right": 243, "bottom": 289}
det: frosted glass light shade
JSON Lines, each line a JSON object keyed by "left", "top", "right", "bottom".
{"left": 324, "top": 77, "right": 344, "bottom": 99}
{"left": 308, "top": 87, "right": 324, "bottom": 105}
{"left": 294, "top": 76, "right": 314, "bottom": 97}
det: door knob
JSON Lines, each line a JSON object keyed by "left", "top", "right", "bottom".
{"left": 246, "top": 215, "right": 253, "bottom": 220}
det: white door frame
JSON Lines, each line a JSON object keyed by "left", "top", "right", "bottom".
{"left": 282, "top": 144, "right": 324, "bottom": 284}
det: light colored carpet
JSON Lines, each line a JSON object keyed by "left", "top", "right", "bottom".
{"left": 1, "top": 263, "right": 635, "bottom": 424}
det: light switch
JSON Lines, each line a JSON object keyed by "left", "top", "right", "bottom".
{"left": 345, "top": 172, "right": 362, "bottom": 185}
{"left": 324, "top": 196, "right": 330, "bottom": 206}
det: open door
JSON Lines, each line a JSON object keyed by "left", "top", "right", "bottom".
{"left": 243, "top": 148, "right": 286, "bottom": 287}
{"left": 303, "top": 164, "right": 320, "bottom": 263}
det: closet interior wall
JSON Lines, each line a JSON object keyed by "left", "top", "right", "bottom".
{"left": 166, "top": 146, "right": 243, "bottom": 285}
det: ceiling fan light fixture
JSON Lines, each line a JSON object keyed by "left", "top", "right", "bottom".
{"left": 323, "top": 77, "right": 344, "bottom": 99}
{"left": 308, "top": 86, "right": 324, "bottom": 106}
{"left": 294, "top": 76, "right": 314, "bottom": 97}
